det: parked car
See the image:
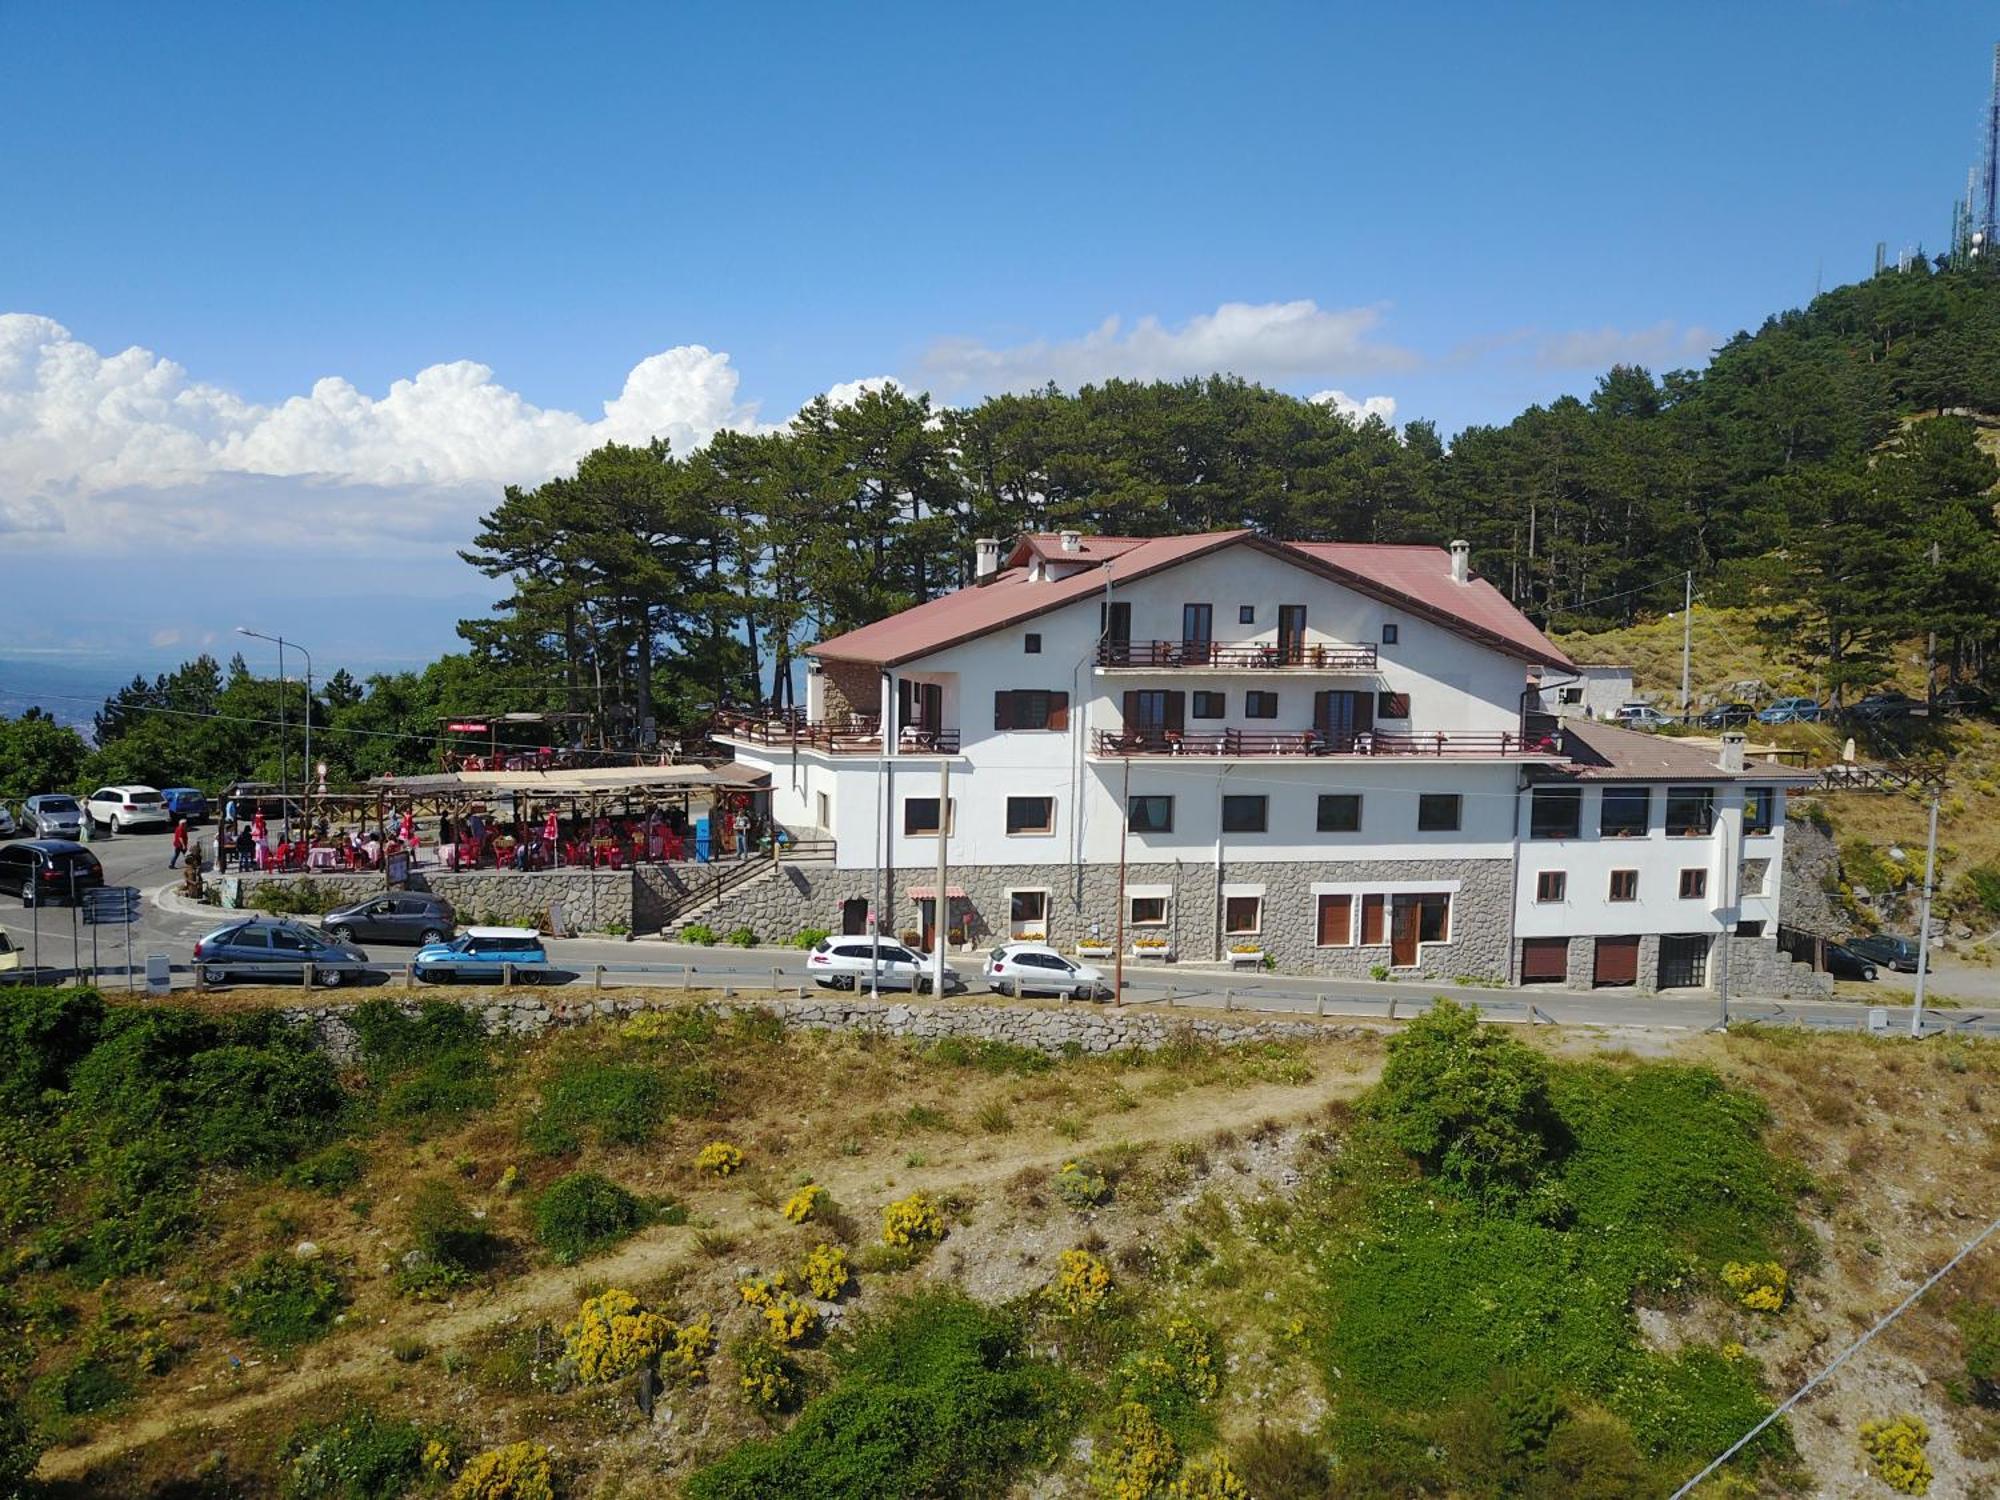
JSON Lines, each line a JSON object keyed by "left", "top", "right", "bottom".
{"left": 805, "top": 936, "right": 958, "bottom": 993}
{"left": 194, "top": 917, "right": 368, "bottom": 987}
{"left": 0, "top": 805, "right": 14, "bottom": 839}
{"left": 1849, "top": 690, "right": 1921, "bottom": 722}
{"left": 1934, "top": 685, "right": 1992, "bottom": 718}
{"left": 160, "top": 787, "right": 210, "bottom": 822}
{"left": 0, "top": 931, "right": 20, "bottom": 984}
{"left": 414, "top": 926, "right": 551, "bottom": 984}
{"left": 23, "top": 795, "right": 83, "bottom": 840}
{"left": 1613, "top": 703, "right": 1673, "bottom": 731}
{"left": 85, "top": 785, "right": 170, "bottom": 833}
{"left": 1697, "top": 702, "right": 1757, "bottom": 729}
{"left": 0, "top": 841, "right": 104, "bottom": 906}
{"left": 983, "top": 942, "right": 1111, "bottom": 999}
{"left": 1756, "top": 696, "right": 1824, "bottom": 724}
{"left": 1822, "top": 944, "right": 1878, "bottom": 982}
{"left": 1846, "top": 933, "right": 1920, "bottom": 973}
{"left": 322, "top": 892, "right": 456, "bottom": 946}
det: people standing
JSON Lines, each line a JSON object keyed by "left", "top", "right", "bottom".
{"left": 169, "top": 817, "right": 189, "bottom": 868}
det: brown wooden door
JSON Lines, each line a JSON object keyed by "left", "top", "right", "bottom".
{"left": 1278, "top": 605, "right": 1307, "bottom": 663}
{"left": 1314, "top": 690, "right": 1375, "bottom": 747}
{"left": 1390, "top": 897, "right": 1418, "bottom": 967}
{"left": 1593, "top": 935, "right": 1639, "bottom": 986}
{"left": 1316, "top": 894, "right": 1352, "bottom": 946}
{"left": 1521, "top": 937, "right": 1569, "bottom": 983}
{"left": 841, "top": 897, "right": 869, "bottom": 936}
{"left": 1359, "top": 894, "right": 1385, "bottom": 945}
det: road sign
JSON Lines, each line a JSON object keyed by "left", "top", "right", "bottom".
{"left": 82, "top": 886, "right": 141, "bottom": 926}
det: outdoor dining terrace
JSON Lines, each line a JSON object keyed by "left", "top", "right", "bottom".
{"left": 1095, "top": 640, "right": 1379, "bottom": 671}
{"left": 716, "top": 708, "right": 962, "bottom": 755}
{"left": 1090, "top": 726, "right": 1560, "bottom": 758}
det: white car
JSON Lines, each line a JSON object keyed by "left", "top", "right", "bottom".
{"left": 1613, "top": 704, "right": 1673, "bottom": 731}
{"left": 805, "top": 936, "right": 958, "bottom": 994}
{"left": 983, "top": 942, "right": 1111, "bottom": 1000}
{"left": 0, "top": 805, "right": 15, "bottom": 839}
{"left": 85, "top": 785, "right": 171, "bottom": 833}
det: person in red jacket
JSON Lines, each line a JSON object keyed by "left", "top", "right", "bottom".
{"left": 169, "top": 817, "right": 190, "bottom": 868}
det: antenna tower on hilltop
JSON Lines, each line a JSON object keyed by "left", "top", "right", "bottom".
{"left": 1979, "top": 43, "right": 2000, "bottom": 256}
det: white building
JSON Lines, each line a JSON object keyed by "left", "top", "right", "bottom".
{"left": 716, "top": 530, "right": 1817, "bottom": 995}
{"left": 1537, "top": 663, "right": 1635, "bottom": 720}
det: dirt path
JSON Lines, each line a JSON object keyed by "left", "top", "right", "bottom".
{"left": 39, "top": 1068, "right": 1371, "bottom": 1481}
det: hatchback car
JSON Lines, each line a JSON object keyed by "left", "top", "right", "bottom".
{"left": 1846, "top": 933, "right": 1920, "bottom": 973}
{"left": 23, "top": 795, "right": 83, "bottom": 840}
{"left": 160, "top": 787, "right": 210, "bottom": 822}
{"left": 1697, "top": 702, "right": 1757, "bottom": 729}
{"left": 1613, "top": 704, "right": 1673, "bottom": 731}
{"left": 323, "top": 892, "right": 456, "bottom": 946}
{"left": 1756, "top": 696, "right": 1824, "bottom": 724}
{"left": 414, "top": 927, "right": 551, "bottom": 983}
{"left": 0, "top": 841, "right": 105, "bottom": 906}
{"left": 193, "top": 917, "right": 368, "bottom": 987}
{"left": 1823, "top": 944, "right": 1878, "bottom": 982}
{"left": 805, "top": 936, "right": 958, "bottom": 993}
{"left": 983, "top": 942, "right": 1111, "bottom": 999}
{"left": 86, "top": 785, "right": 170, "bottom": 833}
{"left": 1850, "top": 690, "right": 1921, "bottom": 722}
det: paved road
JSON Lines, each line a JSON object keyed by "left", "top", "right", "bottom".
{"left": 5, "top": 828, "right": 1992, "bottom": 1038}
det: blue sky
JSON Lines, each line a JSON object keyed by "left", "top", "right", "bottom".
{"left": 2, "top": 1, "right": 1996, "bottom": 679}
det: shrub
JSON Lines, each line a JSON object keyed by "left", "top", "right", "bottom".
{"left": 531, "top": 1172, "right": 648, "bottom": 1265}
{"left": 696, "top": 1141, "right": 744, "bottom": 1177}
{"left": 800, "top": 1243, "right": 850, "bottom": 1300}
{"left": 0, "top": 986, "right": 105, "bottom": 1115}
{"left": 561, "top": 1288, "right": 674, "bottom": 1383}
{"left": 1120, "top": 1317, "right": 1221, "bottom": 1415}
{"left": 1047, "top": 1248, "right": 1113, "bottom": 1316}
{"left": 0, "top": 1392, "right": 41, "bottom": 1499}
{"left": 781, "top": 1183, "right": 825, "bottom": 1224}
{"left": 926, "top": 1036, "right": 1053, "bottom": 1076}
{"left": 1055, "top": 1159, "right": 1111, "bottom": 1209}
{"left": 1092, "top": 1401, "right": 1178, "bottom": 1499}
{"left": 736, "top": 1337, "right": 802, "bottom": 1413}
{"left": 281, "top": 1406, "right": 441, "bottom": 1500}
{"left": 448, "top": 1441, "right": 556, "bottom": 1500}
{"left": 1954, "top": 1301, "right": 2000, "bottom": 1405}
{"left": 402, "top": 1180, "right": 502, "bottom": 1291}
{"left": 1167, "top": 1452, "right": 1248, "bottom": 1499}
{"left": 32, "top": 1355, "right": 130, "bottom": 1423}
{"left": 881, "top": 1191, "right": 946, "bottom": 1247}
{"left": 247, "top": 878, "right": 347, "bottom": 916}
{"left": 726, "top": 926, "right": 759, "bottom": 947}
{"left": 225, "top": 1252, "right": 345, "bottom": 1350}
{"left": 1859, "top": 1414, "right": 1933, "bottom": 1495}
{"left": 1957, "top": 863, "right": 2000, "bottom": 919}
{"left": 285, "top": 1143, "right": 367, "bottom": 1195}
{"left": 1230, "top": 1423, "right": 1328, "bottom": 1500}
{"left": 1720, "top": 1260, "right": 1788, "bottom": 1312}
{"left": 524, "top": 1060, "right": 666, "bottom": 1155}
{"left": 790, "top": 928, "right": 832, "bottom": 949}
{"left": 761, "top": 1291, "right": 820, "bottom": 1346}
{"left": 682, "top": 924, "right": 719, "bottom": 946}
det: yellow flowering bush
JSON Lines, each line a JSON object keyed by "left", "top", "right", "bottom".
{"left": 495, "top": 1165, "right": 519, "bottom": 1196}
{"left": 1091, "top": 1402, "right": 1177, "bottom": 1500}
{"left": 762, "top": 1290, "right": 820, "bottom": 1345}
{"left": 881, "top": 1190, "right": 946, "bottom": 1247}
{"left": 1167, "top": 1453, "right": 1248, "bottom": 1500}
{"left": 800, "top": 1243, "right": 851, "bottom": 1300}
{"left": 448, "top": 1441, "right": 555, "bottom": 1500}
{"left": 695, "top": 1141, "right": 744, "bottom": 1178}
{"left": 1120, "top": 1316, "right": 1221, "bottom": 1410}
{"left": 662, "top": 1314, "right": 714, "bottom": 1383}
{"left": 1720, "top": 1260, "right": 1788, "bottom": 1312}
{"left": 1054, "top": 1159, "right": 1111, "bottom": 1209}
{"left": 738, "top": 1272, "right": 789, "bottom": 1308}
{"left": 1049, "top": 1248, "right": 1114, "bottom": 1316}
{"left": 563, "top": 1288, "right": 673, "bottom": 1382}
{"left": 782, "top": 1183, "right": 825, "bottom": 1224}
{"left": 738, "top": 1337, "right": 800, "bottom": 1413}
{"left": 1860, "top": 1414, "right": 1933, "bottom": 1495}
{"left": 423, "top": 1438, "right": 454, "bottom": 1476}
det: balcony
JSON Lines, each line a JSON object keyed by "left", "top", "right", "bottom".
{"left": 1096, "top": 640, "right": 1378, "bottom": 672}
{"left": 716, "top": 710, "right": 960, "bottom": 756}
{"left": 1090, "top": 727, "right": 1559, "bottom": 759}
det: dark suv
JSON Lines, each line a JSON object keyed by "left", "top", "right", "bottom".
{"left": 322, "top": 892, "right": 456, "bottom": 946}
{"left": 0, "top": 841, "right": 105, "bottom": 906}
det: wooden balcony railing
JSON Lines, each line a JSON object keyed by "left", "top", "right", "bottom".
{"left": 1096, "top": 640, "right": 1378, "bottom": 671}
{"left": 716, "top": 712, "right": 959, "bottom": 755}
{"left": 1091, "top": 727, "right": 1559, "bottom": 758}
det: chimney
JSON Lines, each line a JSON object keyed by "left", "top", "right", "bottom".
{"left": 1449, "top": 539, "right": 1471, "bottom": 584}
{"left": 1719, "top": 731, "right": 1746, "bottom": 774}
{"left": 1059, "top": 529, "right": 1083, "bottom": 555}
{"left": 974, "top": 537, "right": 1003, "bottom": 580}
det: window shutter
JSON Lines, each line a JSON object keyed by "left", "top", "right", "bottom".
{"left": 1354, "top": 691, "right": 1375, "bottom": 735}
{"left": 1313, "top": 690, "right": 1332, "bottom": 737}
{"left": 1048, "top": 692, "right": 1069, "bottom": 731}
{"left": 898, "top": 678, "right": 913, "bottom": 730}
{"left": 1378, "top": 691, "right": 1410, "bottom": 719}
{"left": 1317, "top": 894, "right": 1352, "bottom": 946}
{"left": 1165, "top": 691, "right": 1186, "bottom": 733}
{"left": 994, "top": 691, "right": 1014, "bottom": 731}
{"left": 1122, "top": 690, "right": 1140, "bottom": 729}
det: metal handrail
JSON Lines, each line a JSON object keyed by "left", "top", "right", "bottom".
{"left": 1097, "top": 640, "right": 1378, "bottom": 671}
{"left": 1091, "top": 727, "right": 1557, "bottom": 757}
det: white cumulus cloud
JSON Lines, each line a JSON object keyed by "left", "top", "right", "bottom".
{"left": 1308, "top": 389, "right": 1398, "bottom": 426}
{"left": 1535, "top": 321, "right": 1715, "bottom": 371}
{"left": 919, "top": 299, "right": 1415, "bottom": 396}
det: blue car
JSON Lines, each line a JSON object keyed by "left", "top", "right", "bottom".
{"left": 414, "top": 926, "right": 551, "bottom": 984}
{"left": 161, "top": 787, "right": 210, "bottom": 821}
{"left": 1756, "top": 697, "right": 1824, "bottom": 724}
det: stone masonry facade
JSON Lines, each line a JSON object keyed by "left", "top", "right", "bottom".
{"left": 228, "top": 868, "right": 636, "bottom": 933}
{"left": 1555, "top": 930, "right": 1830, "bottom": 999}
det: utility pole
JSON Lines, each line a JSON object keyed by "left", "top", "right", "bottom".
{"left": 931, "top": 758, "right": 950, "bottom": 998}
{"left": 1113, "top": 757, "right": 1130, "bottom": 1000}
{"left": 1909, "top": 794, "right": 1941, "bottom": 1039}
{"left": 1679, "top": 571, "right": 1693, "bottom": 717}
{"left": 1925, "top": 539, "right": 1940, "bottom": 705}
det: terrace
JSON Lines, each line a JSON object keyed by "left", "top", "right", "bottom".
{"left": 1089, "top": 726, "right": 1560, "bottom": 759}
{"left": 716, "top": 709, "right": 962, "bottom": 756}
{"left": 1095, "top": 640, "right": 1378, "bottom": 672}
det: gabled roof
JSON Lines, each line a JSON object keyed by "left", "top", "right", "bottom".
{"left": 1551, "top": 720, "right": 1816, "bottom": 783}
{"left": 808, "top": 531, "right": 1574, "bottom": 670}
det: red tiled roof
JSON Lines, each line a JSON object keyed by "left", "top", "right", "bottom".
{"left": 809, "top": 531, "right": 1574, "bottom": 669}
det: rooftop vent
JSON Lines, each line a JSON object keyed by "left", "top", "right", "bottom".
{"left": 1719, "top": 731, "right": 1746, "bottom": 774}
{"left": 1058, "top": 529, "right": 1083, "bottom": 554}
{"left": 974, "top": 537, "right": 1003, "bottom": 580}
{"left": 1449, "top": 539, "right": 1470, "bottom": 584}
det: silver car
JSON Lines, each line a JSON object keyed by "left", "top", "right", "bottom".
{"left": 0, "top": 805, "right": 14, "bottom": 839}
{"left": 804, "top": 936, "right": 959, "bottom": 993}
{"left": 23, "top": 795, "right": 83, "bottom": 840}
{"left": 983, "top": 942, "right": 1111, "bottom": 1000}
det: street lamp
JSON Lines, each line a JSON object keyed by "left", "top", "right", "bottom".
{"left": 237, "top": 627, "right": 313, "bottom": 827}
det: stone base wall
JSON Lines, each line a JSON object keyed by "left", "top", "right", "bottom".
{"left": 229, "top": 868, "right": 634, "bottom": 933}
{"left": 1720, "top": 934, "right": 1834, "bottom": 1000}
{"left": 283, "top": 991, "right": 1370, "bottom": 1066}
{"left": 672, "top": 859, "right": 837, "bottom": 942}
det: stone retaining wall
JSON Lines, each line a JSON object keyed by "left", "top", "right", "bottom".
{"left": 227, "top": 868, "right": 634, "bottom": 932}
{"left": 280, "top": 991, "right": 1370, "bottom": 1066}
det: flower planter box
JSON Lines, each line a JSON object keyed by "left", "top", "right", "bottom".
{"left": 1129, "top": 945, "right": 1174, "bottom": 962}
{"left": 1074, "top": 943, "right": 1115, "bottom": 960}
{"left": 1226, "top": 949, "right": 1266, "bottom": 968}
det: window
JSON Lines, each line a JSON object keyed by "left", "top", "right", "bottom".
{"left": 1244, "top": 690, "right": 1279, "bottom": 719}
{"left": 1666, "top": 786, "right": 1715, "bottom": 837}
{"left": 1101, "top": 600, "right": 1131, "bottom": 645}
{"left": 1535, "top": 870, "right": 1567, "bottom": 903}
{"left": 994, "top": 689, "right": 1069, "bottom": 731}
{"left": 1599, "top": 786, "right": 1650, "bottom": 837}
{"left": 1360, "top": 894, "right": 1386, "bottom": 945}
{"left": 1129, "top": 895, "right": 1167, "bottom": 926}
{"left": 1530, "top": 787, "right": 1582, "bottom": 839}
{"left": 1317, "top": 794, "right": 1361, "bottom": 833}
{"left": 1024, "top": 632, "right": 1042, "bottom": 654}
{"left": 1005, "top": 796, "right": 1055, "bottom": 835}
{"left": 1417, "top": 793, "right": 1461, "bottom": 832}
{"left": 1182, "top": 602, "right": 1213, "bottom": 654}
{"left": 1128, "top": 796, "right": 1174, "bottom": 833}
{"left": 1223, "top": 895, "right": 1262, "bottom": 935}
{"left": 1382, "top": 623, "right": 1399, "bottom": 644}
{"left": 1238, "top": 605, "right": 1256, "bottom": 624}
{"left": 1416, "top": 892, "right": 1451, "bottom": 943}
{"left": 903, "top": 798, "right": 954, "bottom": 836}
{"left": 1009, "top": 889, "right": 1048, "bottom": 939}
{"left": 1679, "top": 868, "right": 1708, "bottom": 900}
{"left": 1316, "top": 894, "right": 1353, "bottom": 946}
{"left": 1558, "top": 685, "right": 1584, "bottom": 704}
{"left": 1744, "top": 787, "right": 1775, "bottom": 836}
{"left": 1376, "top": 691, "right": 1411, "bottom": 719}
{"left": 1608, "top": 869, "right": 1638, "bottom": 902}
{"left": 1736, "top": 919, "right": 1766, "bottom": 937}
{"left": 1191, "top": 691, "right": 1226, "bottom": 720}
{"left": 1221, "top": 795, "right": 1268, "bottom": 833}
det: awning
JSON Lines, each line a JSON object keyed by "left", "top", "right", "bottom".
{"left": 906, "top": 886, "right": 968, "bottom": 901}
